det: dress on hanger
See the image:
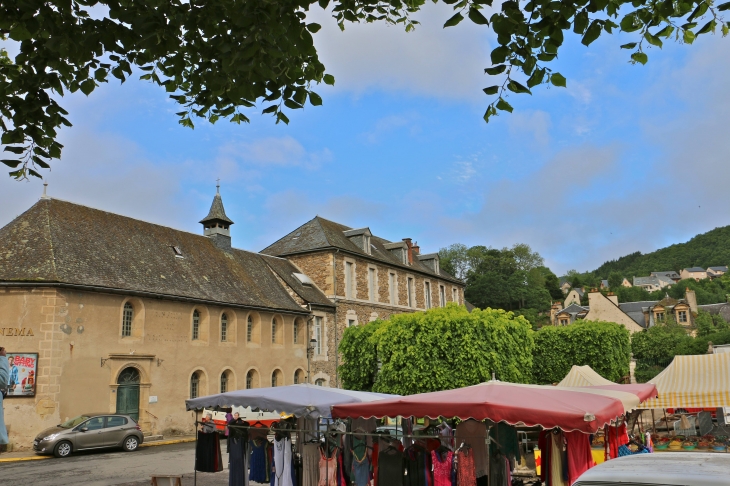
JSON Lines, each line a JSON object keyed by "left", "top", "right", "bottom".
{"left": 318, "top": 446, "right": 338, "bottom": 486}
{"left": 456, "top": 448, "right": 477, "bottom": 486}
{"left": 378, "top": 447, "right": 404, "bottom": 486}
{"left": 274, "top": 437, "right": 294, "bottom": 486}
{"left": 250, "top": 438, "right": 270, "bottom": 483}
{"left": 432, "top": 450, "right": 453, "bottom": 486}
{"left": 550, "top": 431, "right": 567, "bottom": 486}
{"left": 302, "top": 443, "right": 320, "bottom": 486}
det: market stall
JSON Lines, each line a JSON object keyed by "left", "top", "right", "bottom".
{"left": 557, "top": 365, "right": 616, "bottom": 387}
{"left": 331, "top": 380, "right": 657, "bottom": 486}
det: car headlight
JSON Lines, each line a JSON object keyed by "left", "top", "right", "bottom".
{"left": 42, "top": 434, "right": 59, "bottom": 441}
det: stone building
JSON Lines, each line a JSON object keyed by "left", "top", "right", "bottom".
{"left": 0, "top": 191, "right": 465, "bottom": 449}
{"left": 0, "top": 190, "right": 334, "bottom": 449}
{"left": 261, "top": 216, "right": 466, "bottom": 388}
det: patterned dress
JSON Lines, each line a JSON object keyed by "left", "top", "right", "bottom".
{"left": 432, "top": 450, "right": 453, "bottom": 486}
{"left": 456, "top": 449, "right": 477, "bottom": 486}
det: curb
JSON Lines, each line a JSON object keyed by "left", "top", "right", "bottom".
{"left": 0, "top": 437, "right": 196, "bottom": 463}
{"left": 0, "top": 455, "right": 52, "bottom": 463}
{"left": 139, "top": 437, "right": 196, "bottom": 448}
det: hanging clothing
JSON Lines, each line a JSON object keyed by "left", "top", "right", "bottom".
{"left": 431, "top": 450, "right": 453, "bottom": 486}
{"left": 195, "top": 431, "right": 223, "bottom": 473}
{"left": 456, "top": 448, "right": 477, "bottom": 486}
{"left": 378, "top": 447, "right": 404, "bottom": 486}
{"left": 436, "top": 423, "right": 453, "bottom": 449}
{"left": 538, "top": 431, "right": 551, "bottom": 486}
{"left": 274, "top": 437, "right": 294, "bottom": 486}
{"left": 250, "top": 438, "right": 270, "bottom": 483}
{"left": 351, "top": 437, "right": 370, "bottom": 486}
{"left": 229, "top": 436, "right": 249, "bottom": 486}
{"left": 404, "top": 446, "right": 427, "bottom": 486}
{"left": 489, "top": 422, "right": 521, "bottom": 463}
{"left": 549, "top": 431, "right": 567, "bottom": 486}
{"left": 319, "top": 446, "right": 338, "bottom": 486}
{"left": 302, "top": 443, "right": 320, "bottom": 486}
{"left": 489, "top": 449, "right": 509, "bottom": 486}
{"left": 455, "top": 420, "right": 487, "bottom": 478}
{"left": 564, "top": 431, "right": 595, "bottom": 486}
{"left": 606, "top": 423, "right": 628, "bottom": 460}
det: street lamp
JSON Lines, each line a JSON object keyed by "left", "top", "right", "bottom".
{"left": 307, "top": 338, "right": 317, "bottom": 384}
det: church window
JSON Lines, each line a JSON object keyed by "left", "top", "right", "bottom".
{"left": 272, "top": 318, "right": 277, "bottom": 343}
{"left": 220, "top": 371, "right": 229, "bottom": 393}
{"left": 190, "top": 372, "right": 200, "bottom": 399}
{"left": 192, "top": 310, "right": 200, "bottom": 340}
{"left": 247, "top": 315, "right": 253, "bottom": 342}
{"left": 122, "top": 302, "right": 133, "bottom": 337}
{"left": 293, "top": 319, "right": 299, "bottom": 344}
{"left": 315, "top": 378, "right": 325, "bottom": 386}
{"left": 220, "top": 313, "right": 228, "bottom": 342}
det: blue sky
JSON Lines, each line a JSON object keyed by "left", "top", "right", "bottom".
{"left": 2, "top": 4, "right": 729, "bottom": 275}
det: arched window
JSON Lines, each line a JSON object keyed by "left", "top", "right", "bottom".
{"left": 220, "top": 371, "right": 229, "bottom": 393}
{"left": 271, "top": 318, "right": 277, "bottom": 343}
{"left": 293, "top": 320, "right": 298, "bottom": 344}
{"left": 190, "top": 372, "right": 200, "bottom": 398}
{"left": 271, "top": 371, "right": 278, "bottom": 387}
{"left": 315, "top": 378, "right": 325, "bottom": 387}
{"left": 192, "top": 310, "right": 200, "bottom": 340}
{"left": 271, "top": 369, "right": 282, "bottom": 387}
{"left": 294, "top": 369, "right": 305, "bottom": 385}
{"left": 246, "top": 370, "right": 254, "bottom": 389}
{"left": 247, "top": 315, "right": 253, "bottom": 342}
{"left": 122, "top": 302, "right": 133, "bottom": 337}
{"left": 220, "top": 313, "right": 228, "bottom": 342}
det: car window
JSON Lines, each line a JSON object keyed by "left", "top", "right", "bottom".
{"left": 84, "top": 417, "right": 104, "bottom": 431}
{"left": 106, "top": 416, "right": 127, "bottom": 428}
{"left": 61, "top": 415, "right": 90, "bottom": 428}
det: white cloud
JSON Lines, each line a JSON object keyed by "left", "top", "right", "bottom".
{"left": 507, "top": 110, "right": 552, "bottom": 147}
{"left": 309, "top": 3, "right": 495, "bottom": 101}
{"left": 216, "top": 136, "right": 333, "bottom": 171}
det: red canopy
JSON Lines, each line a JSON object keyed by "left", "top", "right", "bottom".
{"left": 331, "top": 381, "right": 658, "bottom": 433}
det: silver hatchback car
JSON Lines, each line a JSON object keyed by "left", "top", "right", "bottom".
{"left": 33, "top": 413, "right": 144, "bottom": 457}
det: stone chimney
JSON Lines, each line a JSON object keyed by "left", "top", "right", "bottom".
{"left": 402, "top": 238, "right": 414, "bottom": 264}
{"left": 607, "top": 292, "right": 619, "bottom": 306}
{"left": 412, "top": 242, "right": 420, "bottom": 255}
{"left": 550, "top": 301, "right": 563, "bottom": 325}
{"left": 685, "top": 287, "right": 698, "bottom": 314}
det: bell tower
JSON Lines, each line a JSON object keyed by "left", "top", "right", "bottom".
{"left": 199, "top": 183, "right": 234, "bottom": 250}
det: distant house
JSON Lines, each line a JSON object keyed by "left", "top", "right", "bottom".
{"left": 707, "top": 266, "right": 728, "bottom": 279}
{"left": 680, "top": 267, "right": 708, "bottom": 281}
{"left": 564, "top": 288, "right": 585, "bottom": 307}
{"left": 698, "top": 302, "right": 730, "bottom": 322}
{"left": 600, "top": 278, "right": 631, "bottom": 289}
{"left": 633, "top": 275, "right": 673, "bottom": 292}
{"left": 554, "top": 303, "right": 589, "bottom": 326}
{"left": 651, "top": 271, "right": 681, "bottom": 282}
{"left": 559, "top": 277, "right": 572, "bottom": 295}
{"left": 600, "top": 280, "right": 609, "bottom": 289}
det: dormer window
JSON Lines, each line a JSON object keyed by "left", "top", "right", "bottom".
{"left": 172, "top": 246, "right": 183, "bottom": 258}
{"left": 343, "top": 228, "right": 372, "bottom": 255}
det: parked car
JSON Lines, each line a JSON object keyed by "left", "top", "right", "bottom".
{"left": 574, "top": 452, "right": 730, "bottom": 486}
{"left": 33, "top": 413, "right": 144, "bottom": 458}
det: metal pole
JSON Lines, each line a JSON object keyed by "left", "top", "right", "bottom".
{"left": 651, "top": 409, "right": 657, "bottom": 435}
{"left": 194, "top": 414, "right": 199, "bottom": 486}
{"left": 486, "top": 424, "right": 491, "bottom": 486}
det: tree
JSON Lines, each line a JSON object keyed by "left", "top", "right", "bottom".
{"left": 339, "top": 304, "right": 534, "bottom": 395}
{"left": 541, "top": 267, "right": 564, "bottom": 300}
{"left": 566, "top": 269, "right": 582, "bottom": 289}
{"left": 607, "top": 271, "right": 624, "bottom": 290}
{"left": 3, "top": 0, "right": 729, "bottom": 179}
{"left": 532, "top": 320, "right": 631, "bottom": 384}
{"left": 631, "top": 319, "right": 692, "bottom": 382}
{"left": 438, "top": 243, "right": 470, "bottom": 280}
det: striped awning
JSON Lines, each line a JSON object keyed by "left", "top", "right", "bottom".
{"left": 642, "top": 353, "right": 730, "bottom": 409}
{"left": 558, "top": 365, "right": 615, "bottom": 387}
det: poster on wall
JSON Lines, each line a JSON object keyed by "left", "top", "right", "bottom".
{"left": 5, "top": 353, "right": 38, "bottom": 397}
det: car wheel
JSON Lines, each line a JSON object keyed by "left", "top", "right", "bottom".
{"left": 54, "top": 441, "right": 73, "bottom": 458}
{"left": 122, "top": 436, "right": 139, "bottom": 452}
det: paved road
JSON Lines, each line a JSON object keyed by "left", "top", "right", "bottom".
{"left": 0, "top": 442, "right": 246, "bottom": 486}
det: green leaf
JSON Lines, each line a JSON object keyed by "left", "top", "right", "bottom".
{"left": 1, "top": 160, "right": 21, "bottom": 168}
{"left": 484, "top": 65, "right": 507, "bottom": 75}
{"left": 262, "top": 104, "right": 279, "bottom": 114}
{"left": 276, "top": 112, "right": 290, "bottom": 125}
{"left": 582, "top": 20, "right": 602, "bottom": 46}
{"left": 507, "top": 80, "right": 531, "bottom": 94}
{"left": 620, "top": 42, "right": 638, "bottom": 49}
{"left": 483, "top": 86, "right": 500, "bottom": 95}
{"left": 307, "top": 23, "right": 322, "bottom": 33}
{"left": 687, "top": 1, "right": 709, "bottom": 22}
{"left": 495, "top": 98, "right": 513, "bottom": 112}
{"left": 631, "top": 52, "right": 648, "bottom": 64}
{"left": 3, "top": 146, "right": 25, "bottom": 154}
{"left": 309, "top": 92, "right": 323, "bottom": 106}
{"left": 718, "top": 1, "right": 730, "bottom": 11}
{"left": 697, "top": 20, "right": 716, "bottom": 35}
{"left": 491, "top": 46, "right": 511, "bottom": 64}
{"left": 573, "top": 11, "right": 589, "bottom": 34}
{"left": 9, "top": 25, "right": 32, "bottom": 41}
{"left": 284, "top": 99, "right": 303, "bottom": 110}
{"left": 550, "top": 72, "right": 567, "bottom": 87}
{"left": 79, "top": 79, "right": 96, "bottom": 96}
{"left": 323, "top": 74, "right": 335, "bottom": 86}
{"left": 444, "top": 12, "right": 464, "bottom": 28}
{"left": 644, "top": 32, "right": 663, "bottom": 48}
{"left": 526, "top": 68, "right": 546, "bottom": 88}
{"left": 468, "top": 7, "right": 489, "bottom": 25}
{"left": 655, "top": 25, "right": 674, "bottom": 38}
{"left": 620, "top": 13, "right": 641, "bottom": 33}
{"left": 683, "top": 29, "right": 696, "bottom": 44}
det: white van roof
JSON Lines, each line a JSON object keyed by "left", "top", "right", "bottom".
{"left": 574, "top": 453, "right": 730, "bottom": 486}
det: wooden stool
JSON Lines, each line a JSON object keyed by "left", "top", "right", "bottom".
{"left": 150, "top": 475, "right": 182, "bottom": 486}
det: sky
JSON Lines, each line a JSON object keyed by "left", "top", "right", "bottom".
{"left": 1, "top": 4, "right": 729, "bottom": 276}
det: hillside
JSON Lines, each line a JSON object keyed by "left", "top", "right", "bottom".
{"left": 592, "top": 225, "right": 730, "bottom": 278}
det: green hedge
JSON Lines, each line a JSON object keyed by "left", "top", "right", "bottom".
{"left": 339, "top": 304, "right": 534, "bottom": 395}
{"left": 532, "top": 320, "right": 631, "bottom": 384}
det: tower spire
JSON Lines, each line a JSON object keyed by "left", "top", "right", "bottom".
{"left": 200, "top": 184, "right": 234, "bottom": 250}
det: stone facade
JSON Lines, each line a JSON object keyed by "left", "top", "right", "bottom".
{"left": 0, "top": 286, "right": 310, "bottom": 450}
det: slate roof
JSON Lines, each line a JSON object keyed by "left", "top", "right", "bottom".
{"left": 684, "top": 267, "right": 706, "bottom": 272}
{"left": 633, "top": 275, "right": 672, "bottom": 288}
{"left": 261, "top": 216, "right": 462, "bottom": 284}
{"left": 0, "top": 198, "right": 312, "bottom": 313}
{"left": 651, "top": 271, "right": 680, "bottom": 279}
{"left": 698, "top": 303, "right": 730, "bottom": 323}
{"left": 708, "top": 266, "right": 728, "bottom": 272}
{"left": 618, "top": 301, "right": 658, "bottom": 328}
{"left": 259, "top": 254, "right": 333, "bottom": 308}
{"left": 556, "top": 303, "right": 589, "bottom": 316}
{"left": 199, "top": 190, "right": 233, "bottom": 225}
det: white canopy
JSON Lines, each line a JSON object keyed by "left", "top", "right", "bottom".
{"left": 558, "top": 365, "right": 615, "bottom": 387}
{"left": 185, "top": 384, "right": 396, "bottom": 418}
